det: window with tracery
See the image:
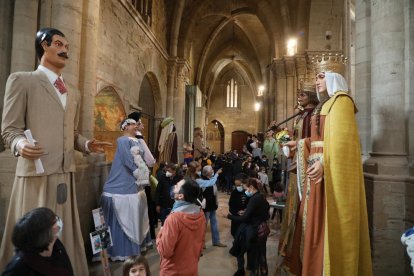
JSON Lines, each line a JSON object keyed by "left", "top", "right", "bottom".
{"left": 226, "top": 78, "right": 238, "bottom": 108}
{"left": 130, "top": 0, "right": 152, "bottom": 26}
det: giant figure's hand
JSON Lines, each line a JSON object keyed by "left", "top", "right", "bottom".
{"left": 87, "top": 139, "right": 112, "bottom": 153}
{"left": 19, "top": 140, "right": 45, "bottom": 160}
{"left": 282, "top": 140, "right": 297, "bottom": 151}
{"left": 307, "top": 160, "right": 324, "bottom": 184}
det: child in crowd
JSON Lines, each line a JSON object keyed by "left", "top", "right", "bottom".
{"left": 273, "top": 183, "right": 286, "bottom": 222}
{"left": 123, "top": 255, "right": 151, "bottom": 276}
{"left": 228, "top": 173, "right": 250, "bottom": 275}
{"left": 258, "top": 166, "right": 270, "bottom": 195}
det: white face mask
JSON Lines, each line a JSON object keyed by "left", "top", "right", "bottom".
{"left": 55, "top": 217, "right": 63, "bottom": 238}
{"left": 236, "top": 186, "right": 244, "bottom": 192}
{"left": 166, "top": 171, "right": 173, "bottom": 177}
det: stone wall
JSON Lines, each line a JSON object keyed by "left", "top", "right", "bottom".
{"left": 208, "top": 83, "right": 257, "bottom": 152}
{"left": 0, "top": 0, "right": 170, "bottom": 248}
{"left": 307, "top": 0, "right": 344, "bottom": 51}
{"left": 98, "top": 0, "right": 168, "bottom": 116}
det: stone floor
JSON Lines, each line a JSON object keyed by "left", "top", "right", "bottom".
{"left": 89, "top": 192, "right": 282, "bottom": 276}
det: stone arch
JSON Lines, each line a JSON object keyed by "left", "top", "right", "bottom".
{"left": 137, "top": 71, "right": 163, "bottom": 152}
{"left": 207, "top": 119, "right": 225, "bottom": 154}
{"left": 142, "top": 71, "right": 163, "bottom": 117}
{"left": 94, "top": 86, "right": 126, "bottom": 161}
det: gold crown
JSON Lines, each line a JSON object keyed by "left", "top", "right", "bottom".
{"left": 298, "top": 79, "right": 316, "bottom": 93}
{"left": 312, "top": 53, "right": 348, "bottom": 76}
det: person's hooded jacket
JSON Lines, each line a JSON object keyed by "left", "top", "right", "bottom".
{"left": 156, "top": 203, "right": 206, "bottom": 275}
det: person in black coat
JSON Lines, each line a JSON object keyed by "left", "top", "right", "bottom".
{"left": 2, "top": 207, "right": 73, "bottom": 276}
{"left": 228, "top": 173, "right": 250, "bottom": 275}
{"left": 155, "top": 163, "right": 182, "bottom": 225}
{"left": 227, "top": 178, "right": 270, "bottom": 276}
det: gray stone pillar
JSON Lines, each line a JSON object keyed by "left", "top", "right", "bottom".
{"left": 0, "top": 0, "right": 38, "bottom": 241}
{"left": 365, "top": 0, "right": 407, "bottom": 173}
{"left": 361, "top": 0, "right": 411, "bottom": 274}
{"left": 0, "top": 0, "right": 14, "bottom": 152}
{"left": 173, "top": 62, "right": 189, "bottom": 161}
{"left": 355, "top": 0, "right": 372, "bottom": 159}
{"left": 38, "top": 0, "right": 52, "bottom": 28}
{"left": 166, "top": 59, "right": 177, "bottom": 116}
{"left": 285, "top": 57, "right": 296, "bottom": 126}
{"left": 272, "top": 59, "right": 286, "bottom": 125}
{"left": 78, "top": 0, "right": 100, "bottom": 138}
{"left": 11, "top": 0, "right": 39, "bottom": 73}
{"left": 51, "top": 0, "right": 83, "bottom": 88}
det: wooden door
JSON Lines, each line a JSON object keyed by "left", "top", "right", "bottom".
{"left": 231, "top": 131, "right": 249, "bottom": 154}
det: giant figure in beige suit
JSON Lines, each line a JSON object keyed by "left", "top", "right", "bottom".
{"left": 0, "top": 28, "right": 111, "bottom": 275}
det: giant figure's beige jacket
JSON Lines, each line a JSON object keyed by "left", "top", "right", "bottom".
{"left": 1, "top": 69, "right": 88, "bottom": 176}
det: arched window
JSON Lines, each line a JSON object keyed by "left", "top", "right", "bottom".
{"left": 226, "top": 78, "right": 238, "bottom": 108}
{"left": 130, "top": 0, "right": 152, "bottom": 26}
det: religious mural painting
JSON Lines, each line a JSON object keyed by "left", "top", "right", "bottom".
{"left": 94, "top": 86, "right": 126, "bottom": 161}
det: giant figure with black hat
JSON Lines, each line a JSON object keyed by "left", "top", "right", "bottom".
{"left": 0, "top": 28, "right": 111, "bottom": 274}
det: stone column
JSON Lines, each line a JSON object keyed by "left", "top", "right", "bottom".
{"left": 366, "top": 0, "right": 407, "bottom": 174}
{"left": 78, "top": 0, "right": 100, "bottom": 138}
{"left": 10, "top": 0, "right": 39, "bottom": 73}
{"left": 0, "top": 0, "right": 39, "bottom": 239}
{"left": 0, "top": 0, "right": 14, "bottom": 152}
{"left": 295, "top": 55, "right": 307, "bottom": 82}
{"left": 166, "top": 59, "right": 177, "bottom": 116}
{"left": 50, "top": 0, "right": 83, "bottom": 88}
{"left": 355, "top": 0, "right": 372, "bottom": 159}
{"left": 173, "top": 62, "right": 189, "bottom": 161}
{"left": 38, "top": 0, "right": 52, "bottom": 28}
{"left": 361, "top": 0, "right": 411, "bottom": 275}
{"left": 285, "top": 56, "right": 296, "bottom": 127}
{"left": 272, "top": 59, "right": 286, "bottom": 125}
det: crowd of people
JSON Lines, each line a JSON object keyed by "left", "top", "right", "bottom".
{"left": 0, "top": 27, "right": 372, "bottom": 276}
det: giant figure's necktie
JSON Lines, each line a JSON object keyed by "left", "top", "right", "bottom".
{"left": 54, "top": 77, "right": 67, "bottom": 94}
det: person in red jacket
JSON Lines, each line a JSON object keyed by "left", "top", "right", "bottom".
{"left": 156, "top": 178, "right": 206, "bottom": 275}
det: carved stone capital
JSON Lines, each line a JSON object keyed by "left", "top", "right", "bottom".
{"left": 272, "top": 59, "right": 286, "bottom": 79}
{"left": 295, "top": 55, "right": 307, "bottom": 77}
{"left": 284, "top": 57, "right": 296, "bottom": 77}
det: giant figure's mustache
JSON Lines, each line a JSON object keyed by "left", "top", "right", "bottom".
{"left": 57, "top": 52, "right": 69, "bottom": 59}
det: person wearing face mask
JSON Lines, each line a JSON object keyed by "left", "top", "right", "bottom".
{"left": 2, "top": 207, "right": 73, "bottom": 276}
{"left": 227, "top": 178, "right": 270, "bottom": 276}
{"left": 228, "top": 173, "right": 250, "bottom": 275}
{"left": 156, "top": 179, "right": 206, "bottom": 275}
{"left": 196, "top": 165, "right": 226, "bottom": 248}
{"left": 283, "top": 54, "right": 372, "bottom": 276}
{"left": 155, "top": 163, "right": 183, "bottom": 225}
